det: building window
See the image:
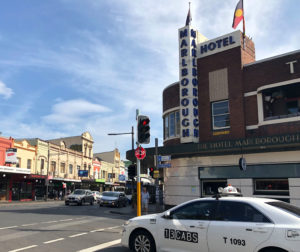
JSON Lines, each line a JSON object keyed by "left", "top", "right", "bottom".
{"left": 69, "top": 164, "right": 73, "bottom": 175}
{"left": 88, "top": 165, "right": 91, "bottom": 176}
{"left": 263, "top": 82, "right": 300, "bottom": 121}
{"left": 164, "top": 110, "right": 180, "bottom": 139}
{"left": 211, "top": 100, "right": 230, "bottom": 130}
{"left": 254, "top": 179, "right": 289, "bottom": 196}
{"left": 202, "top": 180, "right": 227, "bottom": 197}
{"left": 40, "top": 159, "right": 45, "bottom": 171}
{"left": 77, "top": 165, "right": 80, "bottom": 170}
{"left": 50, "top": 161, "right": 56, "bottom": 173}
{"left": 17, "top": 158, "right": 21, "bottom": 168}
{"left": 27, "top": 159, "right": 32, "bottom": 169}
{"left": 60, "top": 162, "right": 65, "bottom": 173}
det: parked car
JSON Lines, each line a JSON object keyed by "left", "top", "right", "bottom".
{"left": 99, "top": 191, "right": 127, "bottom": 208}
{"left": 65, "top": 189, "right": 94, "bottom": 206}
{"left": 91, "top": 191, "right": 102, "bottom": 202}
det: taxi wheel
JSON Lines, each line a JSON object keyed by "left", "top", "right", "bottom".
{"left": 131, "top": 230, "right": 155, "bottom": 252}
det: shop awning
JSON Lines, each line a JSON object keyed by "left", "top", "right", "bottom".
{"left": 0, "top": 166, "right": 31, "bottom": 175}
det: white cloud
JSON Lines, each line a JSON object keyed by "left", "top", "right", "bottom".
{"left": 43, "top": 99, "right": 111, "bottom": 124}
{"left": 0, "top": 81, "right": 13, "bottom": 99}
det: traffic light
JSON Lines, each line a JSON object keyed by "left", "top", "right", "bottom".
{"left": 128, "top": 164, "right": 136, "bottom": 179}
{"left": 148, "top": 167, "right": 154, "bottom": 178}
{"left": 137, "top": 115, "right": 150, "bottom": 144}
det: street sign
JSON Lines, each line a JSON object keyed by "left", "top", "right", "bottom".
{"left": 135, "top": 146, "right": 146, "bottom": 160}
{"left": 158, "top": 163, "right": 171, "bottom": 168}
{"left": 157, "top": 155, "right": 171, "bottom": 162}
{"left": 153, "top": 170, "right": 159, "bottom": 178}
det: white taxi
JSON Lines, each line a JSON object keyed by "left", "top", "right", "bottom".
{"left": 121, "top": 187, "right": 300, "bottom": 252}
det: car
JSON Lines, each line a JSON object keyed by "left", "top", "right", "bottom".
{"left": 99, "top": 191, "right": 127, "bottom": 208}
{"left": 65, "top": 189, "right": 94, "bottom": 206}
{"left": 121, "top": 186, "right": 300, "bottom": 252}
{"left": 91, "top": 191, "right": 102, "bottom": 202}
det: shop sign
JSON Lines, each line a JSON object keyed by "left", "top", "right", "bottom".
{"left": 5, "top": 148, "right": 18, "bottom": 164}
{"left": 0, "top": 166, "right": 30, "bottom": 174}
{"left": 95, "top": 179, "right": 105, "bottom": 183}
{"left": 29, "top": 174, "right": 46, "bottom": 179}
{"left": 119, "top": 174, "right": 126, "bottom": 181}
{"left": 78, "top": 170, "right": 88, "bottom": 177}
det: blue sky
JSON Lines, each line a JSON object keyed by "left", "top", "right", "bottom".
{"left": 0, "top": 0, "right": 299, "bottom": 160}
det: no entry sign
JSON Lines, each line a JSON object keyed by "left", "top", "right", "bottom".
{"left": 135, "top": 146, "right": 146, "bottom": 160}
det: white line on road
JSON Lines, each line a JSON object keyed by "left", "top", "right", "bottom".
{"left": 77, "top": 239, "right": 121, "bottom": 252}
{"left": 69, "top": 232, "right": 88, "bottom": 238}
{"left": 8, "top": 245, "right": 38, "bottom": 252}
{"left": 89, "top": 225, "right": 120, "bottom": 233}
{"left": 41, "top": 220, "right": 58, "bottom": 224}
{"left": 21, "top": 223, "right": 38, "bottom": 227}
{"left": 43, "top": 238, "right": 65, "bottom": 244}
{"left": 59, "top": 218, "right": 73, "bottom": 222}
{"left": 0, "top": 225, "right": 18, "bottom": 230}
{"left": 90, "top": 228, "right": 104, "bottom": 233}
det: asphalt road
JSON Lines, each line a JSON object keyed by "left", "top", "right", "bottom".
{"left": 0, "top": 201, "right": 133, "bottom": 252}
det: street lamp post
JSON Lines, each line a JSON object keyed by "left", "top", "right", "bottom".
{"left": 107, "top": 126, "right": 134, "bottom": 151}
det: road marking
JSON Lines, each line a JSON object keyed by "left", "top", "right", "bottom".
{"left": 59, "top": 218, "right": 73, "bottom": 222}
{"left": 43, "top": 238, "right": 65, "bottom": 244}
{"left": 69, "top": 232, "right": 88, "bottom": 238}
{"left": 8, "top": 245, "right": 38, "bottom": 252}
{"left": 77, "top": 239, "right": 121, "bottom": 252}
{"left": 0, "top": 225, "right": 18, "bottom": 230}
{"left": 41, "top": 220, "right": 58, "bottom": 224}
{"left": 21, "top": 223, "right": 38, "bottom": 227}
{"left": 90, "top": 228, "right": 104, "bottom": 233}
{"left": 90, "top": 225, "right": 120, "bottom": 233}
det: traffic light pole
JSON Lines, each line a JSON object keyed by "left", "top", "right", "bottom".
{"left": 155, "top": 138, "right": 159, "bottom": 212}
{"left": 136, "top": 147, "right": 141, "bottom": 217}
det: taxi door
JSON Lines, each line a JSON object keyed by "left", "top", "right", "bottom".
{"left": 158, "top": 200, "right": 217, "bottom": 252}
{"left": 207, "top": 201, "right": 275, "bottom": 252}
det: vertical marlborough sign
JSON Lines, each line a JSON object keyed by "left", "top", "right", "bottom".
{"left": 179, "top": 25, "right": 199, "bottom": 143}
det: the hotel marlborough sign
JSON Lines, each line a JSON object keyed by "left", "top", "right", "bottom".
{"left": 178, "top": 25, "right": 200, "bottom": 143}
{"left": 197, "top": 133, "right": 300, "bottom": 152}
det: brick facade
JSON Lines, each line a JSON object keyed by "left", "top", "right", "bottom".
{"left": 163, "top": 31, "right": 300, "bottom": 146}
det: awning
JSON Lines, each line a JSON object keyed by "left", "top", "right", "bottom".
{"left": 0, "top": 166, "right": 31, "bottom": 175}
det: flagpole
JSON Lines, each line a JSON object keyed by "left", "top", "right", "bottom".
{"left": 242, "top": 0, "right": 245, "bottom": 49}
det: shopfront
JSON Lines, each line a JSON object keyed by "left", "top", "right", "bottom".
{"left": 0, "top": 166, "right": 32, "bottom": 201}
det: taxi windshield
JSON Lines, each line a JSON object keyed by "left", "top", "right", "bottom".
{"left": 267, "top": 201, "right": 300, "bottom": 218}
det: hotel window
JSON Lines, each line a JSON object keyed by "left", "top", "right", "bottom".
{"left": 77, "top": 165, "right": 80, "bottom": 171}
{"left": 211, "top": 100, "right": 230, "bottom": 130}
{"left": 202, "top": 180, "right": 227, "bottom": 197}
{"left": 254, "top": 179, "right": 289, "bottom": 196}
{"left": 164, "top": 110, "right": 180, "bottom": 139}
{"left": 69, "top": 164, "right": 73, "bottom": 174}
{"left": 27, "top": 159, "right": 32, "bottom": 169}
{"left": 263, "top": 82, "right": 300, "bottom": 121}
{"left": 60, "top": 162, "right": 65, "bottom": 173}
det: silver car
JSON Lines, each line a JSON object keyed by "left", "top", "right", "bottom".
{"left": 65, "top": 189, "right": 94, "bottom": 206}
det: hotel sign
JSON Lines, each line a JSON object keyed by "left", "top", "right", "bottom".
{"left": 198, "top": 31, "right": 240, "bottom": 58}
{"left": 178, "top": 26, "right": 199, "bottom": 143}
{"left": 197, "top": 133, "right": 300, "bottom": 152}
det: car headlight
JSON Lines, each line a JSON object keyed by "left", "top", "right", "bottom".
{"left": 124, "top": 220, "right": 132, "bottom": 226}
{"left": 287, "top": 229, "right": 300, "bottom": 240}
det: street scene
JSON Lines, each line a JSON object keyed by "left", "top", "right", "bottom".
{"left": 1, "top": 0, "right": 300, "bottom": 251}
{"left": 0, "top": 201, "right": 133, "bottom": 252}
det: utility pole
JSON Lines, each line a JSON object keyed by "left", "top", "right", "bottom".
{"left": 155, "top": 138, "right": 159, "bottom": 211}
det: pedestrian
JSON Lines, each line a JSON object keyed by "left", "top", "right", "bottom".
{"left": 59, "top": 191, "right": 62, "bottom": 200}
{"left": 141, "top": 187, "right": 150, "bottom": 214}
{"left": 131, "top": 190, "right": 137, "bottom": 209}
